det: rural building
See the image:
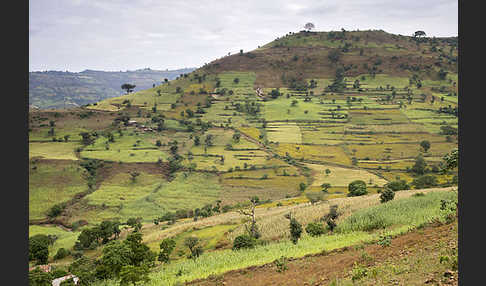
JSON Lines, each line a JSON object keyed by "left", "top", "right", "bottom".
{"left": 52, "top": 274, "right": 79, "bottom": 286}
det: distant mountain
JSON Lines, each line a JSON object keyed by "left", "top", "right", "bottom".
{"left": 29, "top": 67, "right": 196, "bottom": 109}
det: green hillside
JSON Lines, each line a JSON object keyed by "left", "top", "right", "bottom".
{"left": 28, "top": 29, "right": 458, "bottom": 285}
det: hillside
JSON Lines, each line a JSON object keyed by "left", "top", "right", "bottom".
{"left": 29, "top": 67, "right": 196, "bottom": 109}
{"left": 28, "top": 29, "right": 458, "bottom": 285}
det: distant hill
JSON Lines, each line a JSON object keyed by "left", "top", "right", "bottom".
{"left": 29, "top": 67, "right": 196, "bottom": 109}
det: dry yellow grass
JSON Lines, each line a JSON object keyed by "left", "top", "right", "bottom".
{"left": 305, "top": 163, "right": 388, "bottom": 187}
{"left": 273, "top": 143, "right": 351, "bottom": 165}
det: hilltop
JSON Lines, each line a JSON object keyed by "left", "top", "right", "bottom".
{"left": 29, "top": 67, "right": 196, "bottom": 109}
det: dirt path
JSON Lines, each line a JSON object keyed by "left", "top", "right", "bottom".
{"left": 189, "top": 222, "right": 457, "bottom": 286}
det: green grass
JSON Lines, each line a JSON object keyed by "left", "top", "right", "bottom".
{"left": 29, "top": 142, "right": 80, "bottom": 160}
{"left": 29, "top": 162, "right": 87, "bottom": 220}
{"left": 336, "top": 191, "right": 456, "bottom": 233}
{"left": 29, "top": 225, "right": 80, "bottom": 259}
{"left": 94, "top": 190, "right": 457, "bottom": 286}
{"left": 81, "top": 172, "right": 222, "bottom": 224}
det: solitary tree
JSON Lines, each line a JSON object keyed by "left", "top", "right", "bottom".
{"left": 380, "top": 188, "right": 395, "bottom": 203}
{"left": 121, "top": 83, "right": 136, "bottom": 94}
{"left": 304, "top": 22, "right": 315, "bottom": 31}
{"left": 285, "top": 213, "right": 302, "bottom": 244}
{"left": 420, "top": 140, "right": 431, "bottom": 152}
{"left": 237, "top": 196, "right": 261, "bottom": 239}
{"left": 413, "top": 30, "right": 426, "bottom": 38}
{"left": 321, "top": 183, "right": 331, "bottom": 193}
{"left": 348, "top": 180, "right": 367, "bottom": 197}
{"left": 158, "top": 238, "right": 176, "bottom": 263}
{"left": 184, "top": 237, "right": 203, "bottom": 259}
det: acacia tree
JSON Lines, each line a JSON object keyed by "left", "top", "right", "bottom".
{"left": 304, "top": 22, "right": 315, "bottom": 31}
{"left": 121, "top": 83, "right": 136, "bottom": 94}
{"left": 420, "top": 140, "right": 431, "bottom": 152}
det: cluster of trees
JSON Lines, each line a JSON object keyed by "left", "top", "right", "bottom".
{"left": 234, "top": 100, "right": 261, "bottom": 115}
{"left": 73, "top": 220, "right": 121, "bottom": 251}
{"left": 153, "top": 200, "right": 230, "bottom": 224}
{"left": 326, "top": 67, "right": 346, "bottom": 92}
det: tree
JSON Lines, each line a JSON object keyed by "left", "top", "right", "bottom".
{"left": 184, "top": 237, "right": 203, "bottom": 259}
{"left": 304, "top": 22, "right": 315, "bottom": 31}
{"left": 129, "top": 171, "right": 140, "bottom": 183}
{"left": 441, "top": 149, "right": 458, "bottom": 173}
{"left": 328, "top": 49, "right": 341, "bottom": 64}
{"left": 29, "top": 235, "right": 50, "bottom": 265}
{"left": 380, "top": 188, "right": 395, "bottom": 203}
{"left": 384, "top": 180, "right": 409, "bottom": 191}
{"left": 299, "top": 182, "right": 307, "bottom": 192}
{"left": 321, "top": 183, "right": 331, "bottom": 193}
{"left": 305, "top": 222, "right": 326, "bottom": 237}
{"left": 325, "top": 169, "right": 331, "bottom": 176}
{"left": 413, "top": 30, "right": 426, "bottom": 38}
{"left": 121, "top": 83, "right": 136, "bottom": 94}
{"left": 29, "top": 268, "right": 53, "bottom": 286}
{"left": 420, "top": 140, "right": 431, "bottom": 152}
{"left": 100, "top": 241, "right": 133, "bottom": 277}
{"left": 348, "top": 180, "right": 367, "bottom": 197}
{"left": 232, "top": 234, "right": 257, "bottom": 250}
{"left": 412, "top": 175, "right": 438, "bottom": 189}
{"left": 285, "top": 213, "right": 302, "bottom": 244}
{"left": 158, "top": 238, "right": 176, "bottom": 263}
{"left": 411, "top": 154, "right": 427, "bottom": 175}
{"left": 237, "top": 197, "right": 260, "bottom": 239}
{"left": 119, "top": 265, "right": 150, "bottom": 286}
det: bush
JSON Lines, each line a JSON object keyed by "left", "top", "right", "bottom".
{"left": 384, "top": 180, "right": 409, "bottom": 191}
{"left": 305, "top": 222, "right": 327, "bottom": 237}
{"left": 158, "top": 238, "right": 176, "bottom": 263}
{"left": 348, "top": 180, "right": 367, "bottom": 197}
{"left": 412, "top": 175, "right": 438, "bottom": 189}
{"left": 232, "top": 234, "right": 257, "bottom": 250}
{"left": 54, "top": 248, "right": 70, "bottom": 260}
{"left": 380, "top": 188, "right": 395, "bottom": 203}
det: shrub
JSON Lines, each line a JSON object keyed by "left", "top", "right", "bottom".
{"left": 384, "top": 180, "right": 409, "bottom": 191}
{"left": 274, "top": 256, "right": 288, "bottom": 272}
{"left": 54, "top": 248, "right": 70, "bottom": 260}
{"left": 158, "top": 238, "right": 176, "bottom": 263}
{"left": 232, "top": 234, "right": 257, "bottom": 250}
{"left": 288, "top": 216, "right": 302, "bottom": 244}
{"left": 377, "top": 235, "right": 392, "bottom": 247}
{"left": 348, "top": 180, "right": 367, "bottom": 196}
{"left": 380, "top": 188, "right": 395, "bottom": 203}
{"left": 351, "top": 263, "right": 368, "bottom": 281}
{"left": 412, "top": 175, "right": 438, "bottom": 189}
{"left": 305, "top": 222, "right": 327, "bottom": 237}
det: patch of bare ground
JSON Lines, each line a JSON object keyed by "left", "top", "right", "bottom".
{"left": 188, "top": 221, "right": 457, "bottom": 286}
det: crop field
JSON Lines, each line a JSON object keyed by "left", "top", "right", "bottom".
{"left": 349, "top": 109, "right": 410, "bottom": 125}
{"left": 305, "top": 163, "right": 387, "bottom": 188}
{"left": 29, "top": 160, "right": 87, "bottom": 220}
{"left": 273, "top": 143, "right": 351, "bottom": 165}
{"left": 348, "top": 142, "right": 457, "bottom": 160}
{"left": 29, "top": 142, "right": 80, "bottom": 160}
{"left": 266, "top": 122, "right": 302, "bottom": 143}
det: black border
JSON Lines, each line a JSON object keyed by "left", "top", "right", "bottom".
{"left": 17, "top": 0, "right": 478, "bottom": 285}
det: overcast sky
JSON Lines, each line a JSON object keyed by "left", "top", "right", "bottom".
{"left": 29, "top": 0, "right": 457, "bottom": 72}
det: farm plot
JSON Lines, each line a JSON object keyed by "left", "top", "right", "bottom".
{"left": 185, "top": 146, "right": 271, "bottom": 172}
{"left": 198, "top": 101, "right": 252, "bottom": 127}
{"left": 80, "top": 172, "right": 222, "bottom": 224}
{"left": 80, "top": 131, "right": 169, "bottom": 163}
{"left": 266, "top": 122, "right": 302, "bottom": 143}
{"left": 29, "top": 161, "right": 87, "bottom": 220}
{"left": 347, "top": 142, "right": 458, "bottom": 161}
{"left": 29, "top": 142, "right": 80, "bottom": 160}
{"left": 262, "top": 97, "right": 341, "bottom": 122}
{"left": 349, "top": 109, "right": 410, "bottom": 125}
{"left": 305, "top": 163, "right": 388, "bottom": 188}
{"left": 273, "top": 143, "right": 351, "bottom": 165}
{"left": 221, "top": 166, "right": 307, "bottom": 202}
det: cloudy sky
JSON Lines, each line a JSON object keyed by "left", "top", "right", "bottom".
{"left": 29, "top": 0, "right": 457, "bottom": 72}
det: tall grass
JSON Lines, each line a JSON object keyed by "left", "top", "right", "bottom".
{"left": 336, "top": 190, "right": 456, "bottom": 233}
{"left": 94, "top": 190, "right": 456, "bottom": 286}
